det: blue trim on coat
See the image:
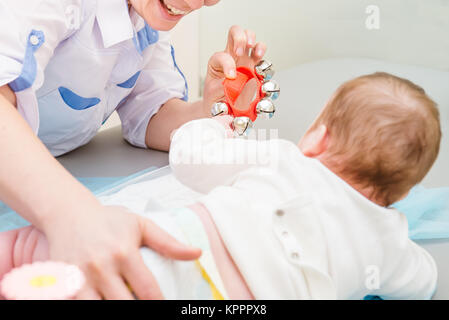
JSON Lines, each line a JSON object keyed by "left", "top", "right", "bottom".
{"left": 170, "top": 45, "right": 189, "bottom": 102}
{"left": 58, "top": 87, "right": 101, "bottom": 110}
{"left": 102, "top": 94, "right": 130, "bottom": 125}
{"left": 136, "top": 23, "right": 159, "bottom": 54}
{"left": 117, "top": 71, "right": 141, "bottom": 88}
{"left": 102, "top": 112, "right": 113, "bottom": 125}
{"left": 9, "top": 30, "right": 45, "bottom": 92}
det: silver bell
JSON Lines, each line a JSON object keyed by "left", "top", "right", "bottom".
{"left": 261, "top": 80, "right": 280, "bottom": 100}
{"left": 255, "top": 60, "right": 275, "bottom": 80}
{"left": 232, "top": 117, "right": 253, "bottom": 136}
{"left": 256, "top": 98, "right": 276, "bottom": 119}
{"left": 211, "top": 102, "right": 229, "bottom": 117}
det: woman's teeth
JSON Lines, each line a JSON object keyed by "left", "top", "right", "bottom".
{"left": 162, "top": 0, "right": 188, "bottom": 15}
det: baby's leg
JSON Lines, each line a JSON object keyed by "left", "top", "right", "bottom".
{"left": 0, "top": 229, "right": 18, "bottom": 278}
{"left": 0, "top": 226, "right": 49, "bottom": 279}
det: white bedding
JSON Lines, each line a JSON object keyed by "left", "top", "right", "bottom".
{"left": 99, "top": 167, "right": 203, "bottom": 211}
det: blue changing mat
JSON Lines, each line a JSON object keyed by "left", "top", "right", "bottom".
{"left": 1, "top": 173, "right": 448, "bottom": 240}
{"left": 392, "top": 185, "right": 449, "bottom": 241}
{"left": 0, "top": 167, "right": 157, "bottom": 232}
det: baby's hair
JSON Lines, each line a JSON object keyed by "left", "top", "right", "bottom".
{"left": 314, "top": 72, "right": 441, "bottom": 206}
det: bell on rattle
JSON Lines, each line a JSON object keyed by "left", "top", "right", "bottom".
{"left": 255, "top": 60, "right": 275, "bottom": 81}
{"left": 211, "top": 59, "right": 280, "bottom": 136}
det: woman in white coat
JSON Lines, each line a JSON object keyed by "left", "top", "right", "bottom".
{"left": 0, "top": 0, "right": 267, "bottom": 299}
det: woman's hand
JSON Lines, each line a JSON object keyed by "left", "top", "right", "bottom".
{"left": 202, "top": 25, "right": 267, "bottom": 116}
{"left": 44, "top": 204, "right": 201, "bottom": 300}
{"left": 146, "top": 26, "right": 267, "bottom": 151}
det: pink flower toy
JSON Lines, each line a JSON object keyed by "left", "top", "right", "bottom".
{"left": 0, "top": 261, "right": 85, "bottom": 300}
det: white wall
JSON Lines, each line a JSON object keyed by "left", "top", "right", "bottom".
{"left": 170, "top": 11, "right": 201, "bottom": 101}
{"left": 102, "top": 0, "right": 449, "bottom": 131}
{"left": 199, "top": 0, "right": 449, "bottom": 76}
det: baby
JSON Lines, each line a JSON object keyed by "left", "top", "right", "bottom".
{"left": 0, "top": 72, "right": 441, "bottom": 300}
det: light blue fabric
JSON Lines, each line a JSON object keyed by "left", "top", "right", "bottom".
{"left": 136, "top": 23, "right": 159, "bottom": 53}
{"left": 101, "top": 112, "right": 113, "bottom": 125}
{"left": 170, "top": 45, "right": 188, "bottom": 102}
{"left": 0, "top": 167, "right": 157, "bottom": 232}
{"left": 58, "top": 87, "right": 101, "bottom": 110}
{"left": 117, "top": 71, "right": 141, "bottom": 89}
{"left": 392, "top": 185, "right": 449, "bottom": 240}
{"left": 9, "top": 30, "right": 45, "bottom": 92}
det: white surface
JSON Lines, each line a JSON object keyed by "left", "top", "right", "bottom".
{"left": 199, "top": 0, "right": 449, "bottom": 75}
{"left": 99, "top": 166, "right": 202, "bottom": 209}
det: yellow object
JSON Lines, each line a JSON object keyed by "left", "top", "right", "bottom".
{"left": 173, "top": 207, "right": 229, "bottom": 299}
{"left": 196, "top": 261, "right": 224, "bottom": 300}
{"left": 30, "top": 275, "right": 57, "bottom": 288}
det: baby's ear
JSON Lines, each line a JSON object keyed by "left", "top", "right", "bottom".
{"left": 299, "top": 125, "right": 329, "bottom": 158}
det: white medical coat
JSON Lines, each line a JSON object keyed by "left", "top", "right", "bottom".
{"left": 0, "top": 0, "right": 188, "bottom": 156}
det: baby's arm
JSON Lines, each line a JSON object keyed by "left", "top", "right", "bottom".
{"left": 376, "top": 240, "right": 437, "bottom": 300}
{"left": 170, "top": 118, "right": 278, "bottom": 194}
{"left": 0, "top": 227, "right": 49, "bottom": 280}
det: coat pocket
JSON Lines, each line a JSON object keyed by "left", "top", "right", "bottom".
{"left": 37, "top": 87, "right": 105, "bottom": 155}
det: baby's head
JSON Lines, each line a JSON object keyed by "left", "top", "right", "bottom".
{"left": 299, "top": 72, "right": 441, "bottom": 206}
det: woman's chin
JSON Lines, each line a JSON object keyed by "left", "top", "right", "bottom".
{"left": 146, "top": 18, "right": 178, "bottom": 31}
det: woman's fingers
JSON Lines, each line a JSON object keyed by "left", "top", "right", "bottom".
{"left": 208, "top": 51, "right": 237, "bottom": 80}
{"left": 251, "top": 42, "right": 267, "bottom": 64}
{"left": 121, "top": 249, "right": 164, "bottom": 300}
{"left": 226, "top": 26, "right": 258, "bottom": 58}
{"left": 76, "top": 285, "right": 102, "bottom": 300}
{"left": 245, "top": 29, "right": 256, "bottom": 52}
{"left": 84, "top": 254, "right": 134, "bottom": 300}
{"left": 226, "top": 25, "right": 248, "bottom": 58}
{"left": 98, "top": 273, "right": 135, "bottom": 300}
{"left": 139, "top": 217, "right": 202, "bottom": 261}
{"left": 211, "top": 26, "right": 266, "bottom": 80}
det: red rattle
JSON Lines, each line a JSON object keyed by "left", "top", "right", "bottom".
{"left": 211, "top": 60, "right": 280, "bottom": 135}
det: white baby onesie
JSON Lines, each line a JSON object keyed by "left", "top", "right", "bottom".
{"left": 99, "top": 193, "right": 227, "bottom": 300}
{"left": 169, "top": 119, "right": 437, "bottom": 300}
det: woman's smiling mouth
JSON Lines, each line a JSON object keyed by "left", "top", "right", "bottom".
{"left": 159, "top": 0, "right": 189, "bottom": 16}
